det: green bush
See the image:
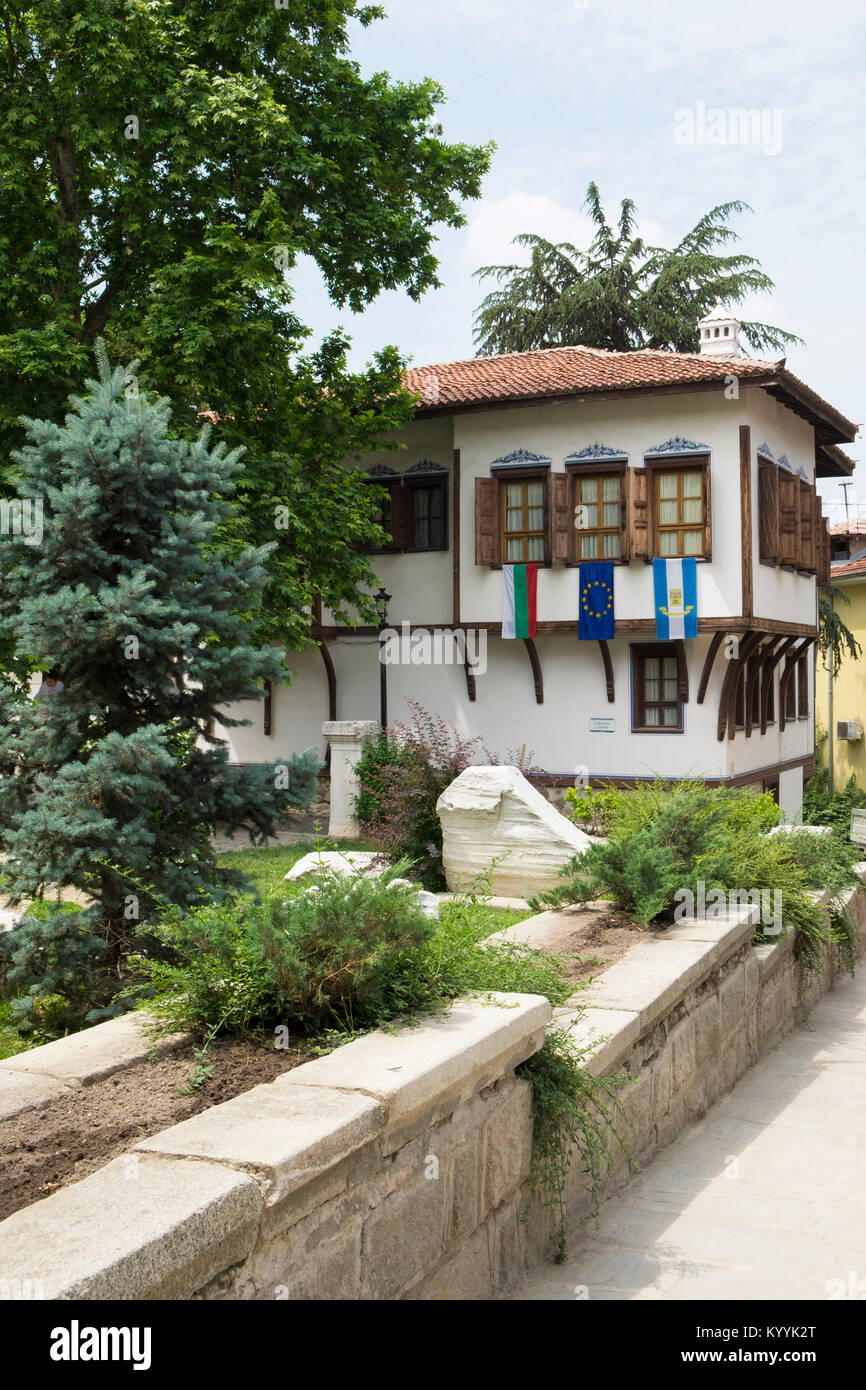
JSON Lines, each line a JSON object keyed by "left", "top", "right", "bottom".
{"left": 802, "top": 770, "right": 864, "bottom": 836}
{"left": 132, "top": 871, "right": 575, "bottom": 1041}
{"left": 131, "top": 863, "right": 435, "bottom": 1036}
{"left": 537, "top": 781, "right": 861, "bottom": 991}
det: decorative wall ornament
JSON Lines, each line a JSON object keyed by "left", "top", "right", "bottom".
{"left": 777, "top": 454, "right": 793, "bottom": 472}
{"left": 365, "top": 463, "right": 399, "bottom": 478}
{"left": 406, "top": 459, "right": 448, "bottom": 475}
{"left": 490, "top": 447, "right": 552, "bottom": 469}
{"left": 756, "top": 442, "right": 775, "bottom": 460}
{"left": 564, "top": 443, "right": 628, "bottom": 464}
{"left": 797, "top": 466, "right": 810, "bottom": 481}
{"left": 644, "top": 436, "right": 710, "bottom": 457}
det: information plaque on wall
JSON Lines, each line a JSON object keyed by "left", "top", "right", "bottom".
{"left": 589, "top": 717, "right": 615, "bottom": 733}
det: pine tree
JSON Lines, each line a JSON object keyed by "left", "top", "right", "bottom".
{"left": 473, "top": 182, "right": 802, "bottom": 357}
{"left": 0, "top": 346, "right": 319, "bottom": 1022}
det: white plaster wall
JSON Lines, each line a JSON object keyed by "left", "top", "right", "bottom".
{"left": 218, "top": 645, "right": 332, "bottom": 763}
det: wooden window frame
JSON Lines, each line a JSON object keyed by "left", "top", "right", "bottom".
{"left": 784, "top": 663, "right": 797, "bottom": 721}
{"left": 763, "top": 664, "right": 776, "bottom": 725}
{"left": 565, "top": 460, "right": 627, "bottom": 565}
{"left": 797, "top": 655, "right": 809, "bottom": 718}
{"left": 498, "top": 468, "right": 550, "bottom": 566}
{"left": 631, "top": 642, "right": 684, "bottom": 733}
{"left": 645, "top": 456, "right": 711, "bottom": 561}
{"left": 403, "top": 474, "right": 449, "bottom": 553}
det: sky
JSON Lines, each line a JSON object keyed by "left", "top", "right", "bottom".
{"left": 289, "top": 0, "right": 866, "bottom": 518}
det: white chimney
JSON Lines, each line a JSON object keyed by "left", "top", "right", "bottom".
{"left": 697, "top": 304, "right": 743, "bottom": 357}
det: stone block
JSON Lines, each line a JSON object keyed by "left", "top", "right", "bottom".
{"left": 288, "top": 993, "right": 550, "bottom": 1132}
{"left": 693, "top": 996, "right": 721, "bottom": 1066}
{"left": 0, "top": 1154, "right": 261, "bottom": 1300}
{"left": 551, "top": 1005, "right": 640, "bottom": 1078}
{"left": 135, "top": 1079, "right": 384, "bottom": 1208}
{"left": 0, "top": 1070, "right": 72, "bottom": 1122}
{"left": 719, "top": 963, "right": 746, "bottom": 1039}
{"left": 481, "top": 1079, "right": 533, "bottom": 1215}
{"left": 580, "top": 937, "right": 719, "bottom": 1032}
{"left": 0, "top": 1011, "right": 186, "bottom": 1088}
{"left": 669, "top": 1016, "right": 696, "bottom": 1089}
{"left": 406, "top": 1225, "right": 493, "bottom": 1301}
{"left": 436, "top": 764, "right": 591, "bottom": 897}
{"left": 360, "top": 1173, "right": 447, "bottom": 1299}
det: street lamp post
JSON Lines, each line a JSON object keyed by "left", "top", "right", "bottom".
{"left": 375, "top": 586, "right": 391, "bottom": 730}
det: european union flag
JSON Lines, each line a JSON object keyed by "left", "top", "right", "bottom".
{"left": 578, "top": 562, "right": 615, "bottom": 639}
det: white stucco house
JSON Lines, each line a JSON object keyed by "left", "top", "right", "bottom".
{"left": 219, "top": 309, "right": 856, "bottom": 821}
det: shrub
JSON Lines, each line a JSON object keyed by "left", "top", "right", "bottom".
{"left": 802, "top": 770, "right": 864, "bottom": 836}
{"left": 353, "top": 701, "right": 485, "bottom": 889}
{"left": 131, "top": 862, "right": 435, "bottom": 1035}
{"left": 536, "top": 781, "right": 860, "bottom": 991}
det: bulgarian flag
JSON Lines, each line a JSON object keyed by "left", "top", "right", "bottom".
{"left": 502, "top": 563, "right": 538, "bottom": 638}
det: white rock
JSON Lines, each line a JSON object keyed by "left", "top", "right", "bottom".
{"left": 285, "top": 850, "right": 381, "bottom": 881}
{"left": 767, "top": 824, "right": 833, "bottom": 838}
{"left": 436, "top": 765, "right": 591, "bottom": 898}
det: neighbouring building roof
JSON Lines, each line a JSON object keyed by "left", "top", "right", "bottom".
{"left": 830, "top": 518, "right": 866, "bottom": 537}
{"left": 404, "top": 344, "right": 858, "bottom": 468}
{"left": 831, "top": 555, "right": 866, "bottom": 579}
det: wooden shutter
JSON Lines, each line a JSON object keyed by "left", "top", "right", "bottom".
{"left": 778, "top": 471, "right": 800, "bottom": 565}
{"left": 627, "top": 467, "right": 649, "bottom": 561}
{"left": 475, "top": 477, "right": 501, "bottom": 568}
{"left": 549, "top": 472, "right": 572, "bottom": 564}
{"left": 702, "top": 464, "right": 712, "bottom": 559}
{"left": 758, "top": 459, "right": 778, "bottom": 562}
{"left": 389, "top": 484, "right": 414, "bottom": 551}
{"left": 799, "top": 479, "right": 815, "bottom": 572}
{"left": 816, "top": 499, "right": 830, "bottom": 584}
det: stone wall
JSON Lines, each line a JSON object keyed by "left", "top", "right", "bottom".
{"left": 0, "top": 878, "right": 863, "bottom": 1299}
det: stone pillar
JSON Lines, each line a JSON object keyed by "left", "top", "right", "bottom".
{"left": 322, "top": 720, "right": 378, "bottom": 840}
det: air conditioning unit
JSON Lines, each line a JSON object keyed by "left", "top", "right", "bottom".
{"left": 837, "top": 720, "right": 864, "bottom": 741}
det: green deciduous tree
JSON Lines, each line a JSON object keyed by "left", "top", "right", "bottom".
{"left": 0, "top": 0, "right": 492, "bottom": 642}
{"left": 473, "top": 182, "right": 800, "bottom": 357}
{"left": 0, "top": 348, "right": 320, "bottom": 1022}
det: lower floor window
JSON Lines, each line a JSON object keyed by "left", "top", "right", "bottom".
{"left": 632, "top": 643, "right": 683, "bottom": 731}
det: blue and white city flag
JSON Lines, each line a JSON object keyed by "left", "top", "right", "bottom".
{"left": 653, "top": 557, "right": 698, "bottom": 639}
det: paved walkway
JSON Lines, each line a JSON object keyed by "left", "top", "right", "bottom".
{"left": 517, "top": 967, "right": 866, "bottom": 1301}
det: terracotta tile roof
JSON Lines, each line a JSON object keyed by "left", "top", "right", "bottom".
{"left": 830, "top": 554, "right": 866, "bottom": 579}
{"left": 404, "top": 345, "right": 858, "bottom": 449}
{"left": 829, "top": 519, "right": 866, "bottom": 537}
{"left": 404, "top": 345, "right": 779, "bottom": 409}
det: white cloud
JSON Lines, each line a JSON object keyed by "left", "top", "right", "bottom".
{"left": 463, "top": 191, "right": 668, "bottom": 272}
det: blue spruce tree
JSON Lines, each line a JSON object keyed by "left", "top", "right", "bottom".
{"left": 0, "top": 345, "right": 320, "bottom": 1022}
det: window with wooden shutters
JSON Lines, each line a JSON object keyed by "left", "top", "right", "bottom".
{"left": 799, "top": 479, "right": 815, "bottom": 572}
{"left": 797, "top": 655, "right": 809, "bottom": 716}
{"left": 758, "top": 458, "right": 778, "bottom": 562}
{"left": 573, "top": 473, "right": 623, "bottom": 561}
{"left": 778, "top": 471, "right": 800, "bottom": 566}
{"left": 502, "top": 476, "right": 546, "bottom": 563}
{"left": 631, "top": 644, "right": 683, "bottom": 731}
{"left": 475, "top": 477, "right": 500, "bottom": 567}
{"left": 648, "top": 460, "right": 710, "bottom": 559}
